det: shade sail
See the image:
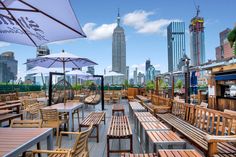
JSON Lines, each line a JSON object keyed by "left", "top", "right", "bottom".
{"left": 0, "top": 0, "right": 86, "bottom": 46}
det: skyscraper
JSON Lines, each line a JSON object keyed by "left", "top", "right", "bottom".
{"left": 189, "top": 8, "right": 205, "bottom": 66}
{"left": 126, "top": 66, "right": 129, "bottom": 81}
{"left": 37, "top": 46, "right": 50, "bottom": 57}
{"left": 112, "top": 10, "right": 126, "bottom": 77}
{"left": 145, "top": 59, "right": 151, "bottom": 72}
{"left": 87, "top": 66, "right": 95, "bottom": 75}
{"left": 0, "top": 51, "right": 17, "bottom": 82}
{"left": 133, "top": 67, "right": 137, "bottom": 84}
{"left": 167, "top": 22, "right": 186, "bottom": 72}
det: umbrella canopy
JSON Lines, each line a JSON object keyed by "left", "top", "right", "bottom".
{"left": 66, "top": 70, "right": 92, "bottom": 77}
{"left": 26, "top": 51, "right": 97, "bottom": 68}
{"left": 104, "top": 71, "right": 124, "bottom": 77}
{"left": 26, "top": 66, "right": 51, "bottom": 75}
{"left": 0, "top": 0, "right": 86, "bottom": 46}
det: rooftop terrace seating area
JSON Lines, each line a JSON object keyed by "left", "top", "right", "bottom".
{"left": 0, "top": 91, "right": 236, "bottom": 157}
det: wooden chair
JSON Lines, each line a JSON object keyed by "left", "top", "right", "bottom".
{"left": 40, "top": 109, "right": 69, "bottom": 145}
{"left": 104, "top": 93, "right": 111, "bottom": 104}
{"left": 112, "top": 92, "right": 120, "bottom": 103}
{"left": 31, "top": 124, "right": 93, "bottom": 157}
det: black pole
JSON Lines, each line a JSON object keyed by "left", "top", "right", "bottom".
{"left": 93, "top": 75, "right": 105, "bottom": 110}
{"left": 48, "top": 72, "right": 53, "bottom": 106}
{"left": 186, "top": 61, "right": 190, "bottom": 103}
{"left": 48, "top": 72, "right": 64, "bottom": 106}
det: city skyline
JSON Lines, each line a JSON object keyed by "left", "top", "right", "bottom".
{"left": 0, "top": 0, "right": 235, "bottom": 80}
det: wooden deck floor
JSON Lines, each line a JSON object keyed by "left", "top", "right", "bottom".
{"left": 30, "top": 99, "right": 201, "bottom": 157}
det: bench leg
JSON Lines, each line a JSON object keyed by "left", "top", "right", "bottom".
{"left": 96, "top": 125, "right": 99, "bottom": 143}
{"left": 130, "top": 135, "right": 133, "bottom": 153}
{"left": 107, "top": 137, "right": 110, "bottom": 157}
{"left": 104, "top": 114, "right": 106, "bottom": 124}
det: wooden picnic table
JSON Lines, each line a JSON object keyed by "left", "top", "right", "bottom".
{"left": 0, "top": 128, "right": 53, "bottom": 157}
{"left": 0, "top": 103, "right": 21, "bottom": 113}
{"left": 0, "top": 110, "right": 12, "bottom": 115}
{"left": 146, "top": 130, "right": 186, "bottom": 153}
{"left": 158, "top": 149, "right": 203, "bottom": 157}
{"left": 107, "top": 116, "right": 132, "bottom": 157}
{"left": 43, "top": 102, "right": 84, "bottom": 132}
{"left": 112, "top": 104, "right": 125, "bottom": 116}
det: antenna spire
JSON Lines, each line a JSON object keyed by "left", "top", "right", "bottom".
{"left": 196, "top": 5, "right": 200, "bottom": 17}
{"left": 117, "top": 8, "right": 120, "bottom": 26}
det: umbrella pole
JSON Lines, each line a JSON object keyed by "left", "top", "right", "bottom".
{"left": 63, "top": 61, "right": 66, "bottom": 105}
{"left": 41, "top": 73, "right": 47, "bottom": 97}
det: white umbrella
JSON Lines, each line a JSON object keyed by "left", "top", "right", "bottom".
{"left": 104, "top": 71, "right": 124, "bottom": 84}
{"left": 66, "top": 70, "right": 92, "bottom": 77}
{"left": 0, "top": 0, "right": 86, "bottom": 46}
{"left": 25, "top": 50, "right": 97, "bottom": 104}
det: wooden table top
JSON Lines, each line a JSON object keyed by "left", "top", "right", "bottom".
{"left": 112, "top": 104, "right": 124, "bottom": 110}
{"left": 121, "top": 153, "right": 158, "bottom": 157}
{"left": 134, "top": 112, "right": 153, "bottom": 117}
{"left": 0, "top": 110, "right": 12, "bottom": 115}
{"left": 0, "top": 128, "right": 52, "bottom": 157}
{"left": 5, "top": 100, "right": 21, "bottom": 104}
{"left": 141, "top": 122, "right": 169, "bottom": 131}
{"left": 137, "top": 116, "right": 158, "bottom": 122}
{"left": 0, "top": 103, "right": 21, "bottom": 110}
{"left": 147, "top": 130, "right": 185, "bottom": 144}
{"left": 129, "top": 102, "right": 145, "bottom": 111}
{"left": 136, "top": 95, "right": 150, "bottom": 102}
{"left": 107, "top": 116, "right": 132, "bottom": 137}
{"left": 0, "top": 102, "right": 6, "bottom": 106}
{"left": 43, "top": 102, "right": 83, "bottom": 111}
{"left": 158, "top": 149, "right": 203, "bottom": 157}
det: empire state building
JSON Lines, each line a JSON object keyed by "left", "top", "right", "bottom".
{"left": 112, "top": 10, "right": 126, "bottom": 77}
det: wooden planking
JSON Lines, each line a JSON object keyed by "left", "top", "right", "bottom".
{"left": 134, "top": 112, "right": 153, "bottom": 117}
{"left": 129, "top": 102, "right": 146, "bottom": 111}
{"left": 141, "top": 121, "right": 169, "bottom": 131}
{"left": 0, "top": 128, "right": 51, "bottom": 157}
{"left": 121, "top": 153, "right": 158, "bottom": 157}
{"left": 158, "top": 149, "right": 203, "bottom": 157}
{"left": 80, "top": 112, "right": 105, "bottom": 126}
{"left": 137, "top": 116, "right": 158, "bottom": 122}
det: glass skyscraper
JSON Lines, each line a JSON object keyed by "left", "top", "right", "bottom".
{"left": 167, "top": 22, "right": 186, "bottom": 72}
{"left": 189, "top": 17, "right": 205, "bottom": 66}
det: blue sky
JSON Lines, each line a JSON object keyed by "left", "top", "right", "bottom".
{"left": 0, "top": 0, "right": 235, "bottom": 79}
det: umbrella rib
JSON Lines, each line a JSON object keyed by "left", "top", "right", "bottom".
{"left": 19, "top": 0, "right": 86, "bottom": 37}
{"left": 47, "top": 58, "right": 61, "bottom": 68}
{"left": 0, "top": 7, "right": 37, "bottom": 12}
{"left": 0, "top": 1, "right": 37, "bottom": 46}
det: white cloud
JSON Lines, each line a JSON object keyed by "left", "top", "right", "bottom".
{"left": 82, "top": 23, "right": 116, "bottom": 40}
{"left": 0, "top": 42, "right": 10, "bottom": 47}
{"left": 154, "top": 64, "right": 161, "bottom": 69}
{"left": 49, "top": 39, "right": 78, "bottom": 45}
{"left": 123, "top": 10, "right": 180, "bottom": 35}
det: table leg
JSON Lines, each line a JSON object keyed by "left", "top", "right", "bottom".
{"left": 69, "top": 111, "right": 73, "bottom": 138}
{"left": 47, "top": 131, "right": 53, "bottom": 150}
{"left": 82, "top": 104, "right": 84, "bottom": 120}
{"left": 145, "top": 132, "right": 149, "bottom": 153}
{"left": 107, "top": 137, "right": 110, "bottom": 157}
{"left": 140, "top": 123, "right": 143, "bottom": 144}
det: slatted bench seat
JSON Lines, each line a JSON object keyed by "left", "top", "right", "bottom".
{"left": 79, "top": 111, "right": 105, "bottom": 143}
{"left": 121, "top": 153, "right": 157, "bottom": 157}
{"left": 0, "top": 113, "right": 23, "bottom": 126}
{"left": 129, "top": 101, "right": 146, "bottom": 119}
{"left": 156, "top": 101, "right": 236, "bottom": 157}
{"left": 158, "top": 149, "right": 203, "bottom": 157}
{"left": 0, "top": 103, "right": 22, "bottom": 113}
{"left": 112, "top": 104, "right": 125, "bottom": 116}
{"left": 107, "top": 116, "right": 132, "bottom": 157}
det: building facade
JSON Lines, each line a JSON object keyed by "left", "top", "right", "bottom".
{"left": 37, "top": 46, "right": 50, "bottom": 57}
{"left": 137, "top": 72, "right": 145, "bottom": 85}
{"left": 167, "top": 22, "right": 186, "bottom": 72}
{"left": 0, "top": 51, "right": 18, "bottom": 83}
{"left": 145, "top": 59, "right": 151, "bottom": 72}
{"left": 189, "top": 16, "right": 205, "bottom": 66}
{"left": 133, "top": 67, "right": 137, "bottom": 84}
{"left": 125, "top": 66, "right": 129, "bottom": 81}
{"left": 87, "top": 66, "right": 95, "bottom": 75}
{"left": 112, "top": 11, "right": 126, "bottom": 78}
{"left": 215, "top": 28, "right": 234, "bottom": 60}
{"left": 146, "top": 65, "right": 156, "bottom": 82}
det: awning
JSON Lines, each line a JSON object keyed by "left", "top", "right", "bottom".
{"left": 215, "top": 74, "right": 236, "bottom": 81}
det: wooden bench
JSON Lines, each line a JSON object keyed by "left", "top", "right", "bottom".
{"left": 0, "top": 113, "right": 23, "bottom": 126}
{"left": 112, "top": 104, "right": 125, "bottom": 116}
{"left": 107, "top": 116, "right": 132, "bottom": 157}
{"left": 0, "top": 103, "right": 22, "bottom": 113}
{"left": 129, "top": 101, "right": 146, "bottom": 119}
{"left": 158, "top": 149, "right": 203, "bottom": 157}
{"left": 142, "top": 95, "right": 172, "bottom": 115}
{"left": 121, "top": 153, "right": 157, "bottom": 157}
{"left": 79, "top": 111, "right": 105, "bottom": 143}
{"left": 156, "top": 101, "right": 236, "bottom": 157}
